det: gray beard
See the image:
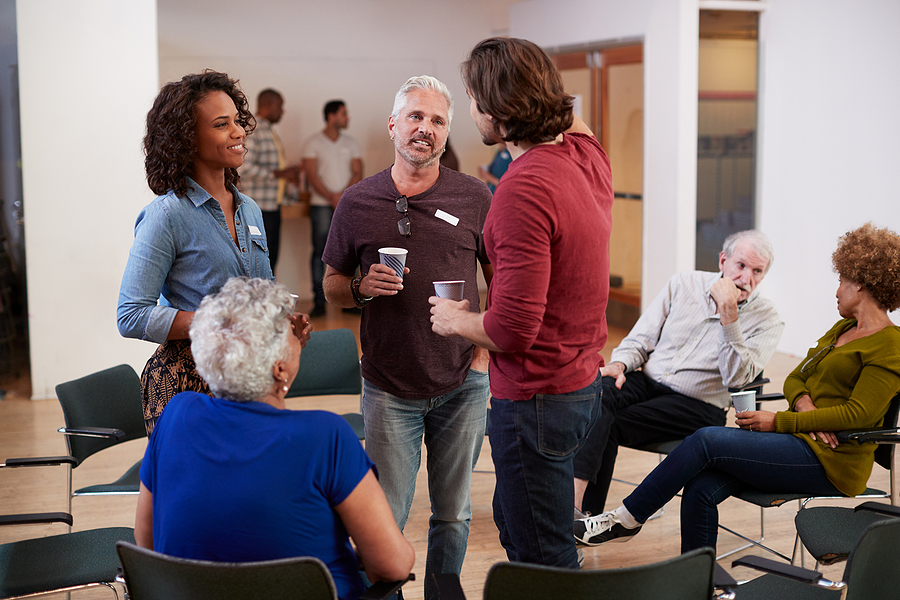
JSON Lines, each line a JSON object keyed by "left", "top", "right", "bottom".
{"left": 395, "top": 138, "right": 444, "bottom": 169}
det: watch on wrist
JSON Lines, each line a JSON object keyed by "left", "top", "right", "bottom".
{"left": 350, "top": 274, "right": 374, "bottom": 308}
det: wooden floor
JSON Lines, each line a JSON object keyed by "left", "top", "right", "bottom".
{"left": 0, "top": 304, "right": 886, "bottom": 598}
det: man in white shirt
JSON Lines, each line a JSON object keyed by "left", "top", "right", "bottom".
{"left": 573, "top": 230, "right": 785, "bottom": 519}
{"left": 302, "top": 100, "right": 363, "bottom": 317}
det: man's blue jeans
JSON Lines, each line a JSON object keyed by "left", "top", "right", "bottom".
{"left": 623, "top": 426, "right": 842, "bottom": 553}
{"left": 309, "top": 205, "right": 334, "bottom": 309}
{"left": 489, "top": 371, "right": 602, "bottom": 568}
{"left": 361, "top": 369, "right": 488, "bottom": 600}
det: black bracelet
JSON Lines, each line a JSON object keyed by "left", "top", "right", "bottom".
{"left": 350, "top": 274, "right": 374, "bottom": 308}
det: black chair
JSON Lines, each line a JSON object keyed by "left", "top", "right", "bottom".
{"left": 732, "top": 516, "right": 900, "bottom": 599}
{"left": 795, "top": 501, "right": 900, "bottom": 567}
{"left": 0, "top": 451, "right": 134, "bottom": 599}
{"left": 286, "top": 328, "right": 365, "bottom": 439}
{"left": 116, "top": 541, "right": 413, "bottom": 600}
{"left": 433, "top": 548, "right": 722, "bottom": 600}
{"left": 0, "top": 525, "right": 134, "bottom": 600}
{"left": 3, "top": 365, "right": 146, "bottom": 521}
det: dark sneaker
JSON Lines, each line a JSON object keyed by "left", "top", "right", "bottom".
{"left": 574, "top": 506, "right": 589, "bottom": 520}
{"left": 574, "top": 511, "right": 642, "bottom": 546}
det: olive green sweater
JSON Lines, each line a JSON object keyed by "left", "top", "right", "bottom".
{"left": 774, "top": 319, "right": 900, "bottom": 496}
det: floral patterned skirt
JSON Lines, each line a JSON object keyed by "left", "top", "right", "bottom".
{"left": 140, "top": 339, "right": 210, "bottom": 435}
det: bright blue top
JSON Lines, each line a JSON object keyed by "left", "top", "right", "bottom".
{"left": 140, "top": 392, "right": 373, "bottom": 600}
{"left": 117, "top": 178, "right": 274, "bottom": 343}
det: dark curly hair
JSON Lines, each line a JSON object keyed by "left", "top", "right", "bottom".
{"left": 143, "top": 70, "right": 255, "bottom": 196}
{"left": 832, "top": 222, "right": 900, "bottom": 311}
{"left": 461, "top": 37, "right": 574, "bottom": 144}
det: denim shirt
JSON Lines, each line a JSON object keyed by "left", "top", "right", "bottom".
{"left": 117, "top": 178, "right": 273, "bottom": 343}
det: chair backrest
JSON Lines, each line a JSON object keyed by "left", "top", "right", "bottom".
{"left": 843, "top": 517, "right": 900, "bottom": 599}
{"left": 54, "top": 364, "right": 146, "bottom": 465}
{"left": 482, "top": 547, "right": 715, "bottom": 600}
{"left": 873, "top": 392, "right": 900, "bottom": 471}
{"left": 116, "top": 542, "right": 338, "bottom": 600}
{"left": 286, "top": 328, "right": 361, "bottom": 398}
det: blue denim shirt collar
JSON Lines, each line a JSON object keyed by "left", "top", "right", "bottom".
{"left": 184, "top": 176, "right": 245, "bottom": 209}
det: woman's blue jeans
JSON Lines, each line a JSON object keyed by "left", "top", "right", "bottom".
{"left": 623, "top": 426, "right": 841, "bottom": 553}
{"left": 489, "top": 371, "right": 602, "bottom": 567}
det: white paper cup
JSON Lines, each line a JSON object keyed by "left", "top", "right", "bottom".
{"left": 731, "top": 390, "right": 757, "bottom": 413}
{"left": 379, "top": 247, "right": 408, "bottom": 280}
{"left": 433, "top": 280, "right": 465, "bottom": 301}
{"left": 289, "top": 294, "right": 299, "bottom": 311}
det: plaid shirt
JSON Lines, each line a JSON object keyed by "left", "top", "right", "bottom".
{"left": 239, "top": 119, "right": 289, "bottom": 211}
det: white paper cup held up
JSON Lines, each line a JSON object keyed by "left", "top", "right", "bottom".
{"left": 731, "top": 390, "right": 757, "bottom": 413}
{"left": 433, "top": 280, "right": 465, "bottom": 301}
{"left": 378, "top": 247, "right": 408, "bottom": 280}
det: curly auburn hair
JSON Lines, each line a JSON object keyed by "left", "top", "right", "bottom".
{"left": 832, "top": 222, "right": 900, "bottom": 311}
{"left": 461, "top": 37, "right": 574, "bottom": 144}
{"left": 143, "top": 70, "right": 256, "bottom": 196}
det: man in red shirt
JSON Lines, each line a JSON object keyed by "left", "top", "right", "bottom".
{"left": 430, "top": 37, "right": 614, "bottom": 567}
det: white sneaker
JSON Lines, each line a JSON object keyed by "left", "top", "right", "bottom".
{"left": 573, "top": 510, "right": 642, "bottom": 546}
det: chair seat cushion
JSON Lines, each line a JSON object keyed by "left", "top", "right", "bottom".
{"left": 796, "top": 506, "right": 896, "bottom": 565}
{"left": 0, "top": 527, "right": 134, "bottom": 598}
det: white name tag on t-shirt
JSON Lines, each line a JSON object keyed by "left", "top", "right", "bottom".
{"left": 435, "top": 209, "right": 459, "bottom": 226}
{"left": 248, "top": 225, "right": 262, "bottom": 236}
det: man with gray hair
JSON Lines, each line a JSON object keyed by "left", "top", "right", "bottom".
{"left": 322, "top": 76, "right": 492, "bottom": 599}
{"left": 572, "top": 229, "right": 785, "bottom": 523}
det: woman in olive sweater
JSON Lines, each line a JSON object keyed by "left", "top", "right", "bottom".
{"left": 574, "top": 223, "right": 900, "bottom": 553}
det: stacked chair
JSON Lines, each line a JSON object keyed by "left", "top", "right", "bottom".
{"left": 0, "top": 364, "right": 144, "bottom": 598}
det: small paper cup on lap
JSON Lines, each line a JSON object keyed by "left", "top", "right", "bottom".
{"left": 433, "top": 280, "right": 465, "bottom": 301}
{"left": 379, "top": 247, "right": 408, "bottom": 280}
{"left": 731, "top": 390, "right": 757, "bottom": 414}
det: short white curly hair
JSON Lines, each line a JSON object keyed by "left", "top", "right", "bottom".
{"left": 190, "top": 277, "right": 294, "bottom": 402}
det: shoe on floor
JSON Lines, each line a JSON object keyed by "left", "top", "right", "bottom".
{"left": 574, "top": 506, "right": 589, "bottom": 520}
{"left": 574, "top": 511, "right": 642, "bottom": 546}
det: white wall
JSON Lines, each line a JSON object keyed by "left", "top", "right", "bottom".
{"left": 18, "top": 0, "right": 159, "bottom": 398}
{"left": 511, "top": 0, "right": 900, "bottom": 358}
{"left": 157, "top": 0, "right": 519, "bottom": 300}
{"left": 757, "top": 0, "right": 900, "bottom": 355}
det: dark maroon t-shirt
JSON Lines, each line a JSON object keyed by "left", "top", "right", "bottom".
{"left": 324, "top": 166, "right": 491, "bottom": 399}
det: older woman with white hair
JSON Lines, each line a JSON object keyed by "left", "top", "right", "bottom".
{"left": 134, "top": 277, "right": 414, "bottom": 600}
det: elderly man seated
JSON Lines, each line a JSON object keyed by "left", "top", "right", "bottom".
{"left": 574, "top": 230, "right": 785, "bottom": 519}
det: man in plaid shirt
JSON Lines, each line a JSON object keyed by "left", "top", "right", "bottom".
{"left": 240, "top": 89, "right": 300, "bottom": 273}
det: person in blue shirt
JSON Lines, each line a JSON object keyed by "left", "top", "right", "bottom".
{"left": 117, "top": 71, "right": 311, "bottom": 434}
{"left": 134, "top": 277, "right": 414, "bottom": 600}
{"left": 477, "top": 146, "right": 512, "bottom": 193}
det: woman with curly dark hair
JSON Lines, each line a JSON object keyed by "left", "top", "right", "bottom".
{"left": 117, "top": 70, "right": 311, "bottom": 434}
{"left": 575, "top": 223, "right": 900, "bottom": 554}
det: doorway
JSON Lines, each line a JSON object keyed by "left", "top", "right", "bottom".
{"left": 552, "top": 45, "right": 644, "bottom": 328}
{"left": 696, "top": 9, "right": 760, "bottom": 270}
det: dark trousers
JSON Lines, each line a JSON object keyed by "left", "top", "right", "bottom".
{"left": 260, "top": 209, "right": 281, "bottom": 273}
{"left": 572, "top": 371, "right": 726, "bottom": 515}
{"left": 491, "top": 371, "right": 602, "bottom": 568}
{"left": 309, "top": 205, "right": 334, "bottom": 309}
